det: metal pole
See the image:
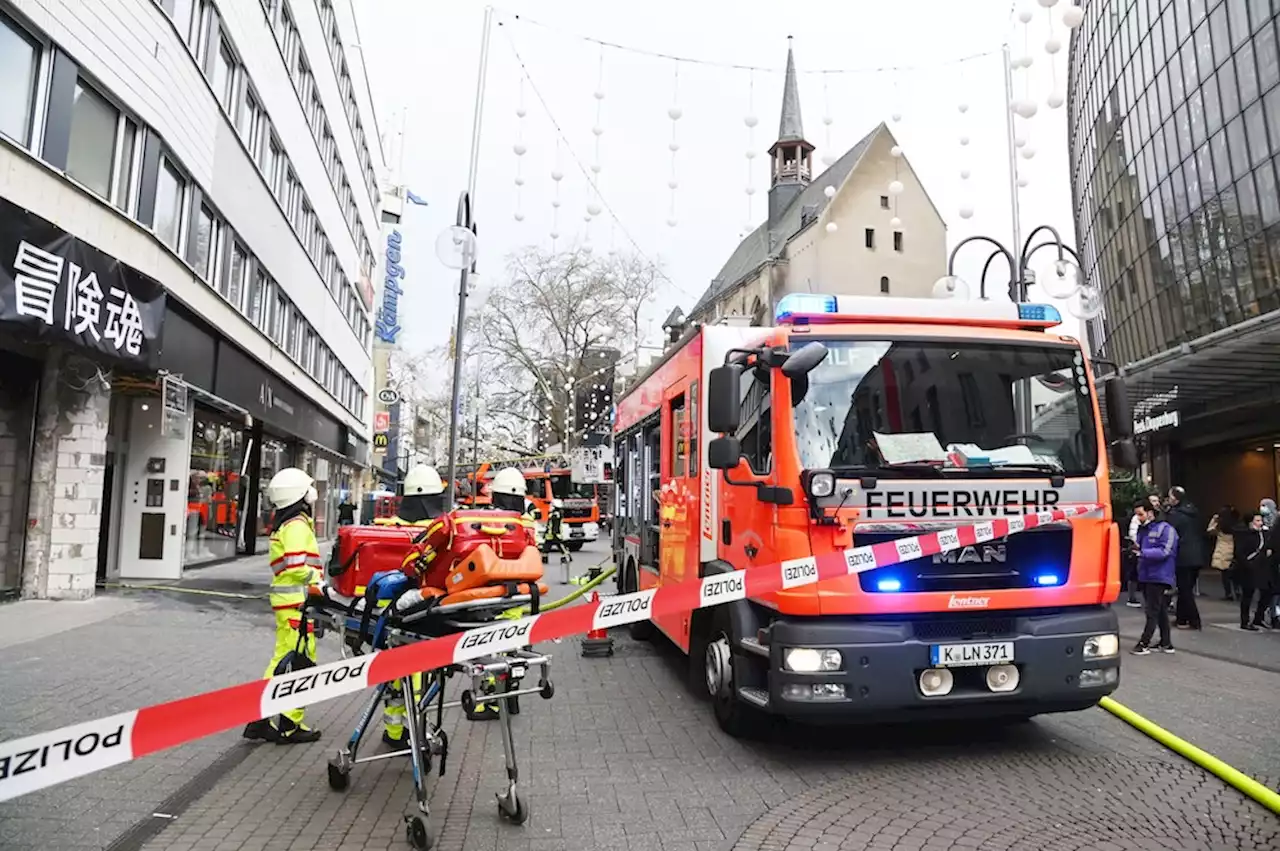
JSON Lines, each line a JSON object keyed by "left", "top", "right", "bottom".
{"left": 1003, "top": 43, "right": 1033, "bottom": 432}
{"left": 444, "top": 7, "right": 494, "bottom": 507}
{"left": 444, "top": 194, "right": 472, "bottom": 508}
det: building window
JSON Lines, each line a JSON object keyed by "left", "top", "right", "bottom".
{"left": 154, "top": 157, "right": 187, "bottom": 250}
{"left": 248, "top": 268, "right": 268, "bottom": 327}
{"left": 112, "top": 118, "right": 139, "bottom": 214}
{"left": 241, "top": 90, "right": 264, "bottom": 159}
{"left": 0, "top": 13, "right": 40, "bottom": 148}
{"left": 190, "top": 203, "right": 216, "bottom": 281}
{"left": 864, "top": 228, "right": 875, "bottom": 249}
{"left": 211, "top": 38, "right": 236, "bottom": 113}
{"left": 271, "top": 292, "right": 287, "bottom": 345}
{"left": 880, "top": 275, "right": 890, "bottom": 294}
{"left": 893, "top": 231, "right": 903, "bottom": 252}
{"left": 168, "top": 0, "right": 196, "bottom": 46}
{"left": 68, "top": 81, "right": 119, "bottom": 199}
{"left": 879, "top": 195, "right": 889, "bottom": 209}
{"left": 224, "top": 240, "right": 248, "bottom": 310}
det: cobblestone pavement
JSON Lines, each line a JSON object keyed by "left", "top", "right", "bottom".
{"left": 3, "top": 541, "right": 1279, "bottom": 851}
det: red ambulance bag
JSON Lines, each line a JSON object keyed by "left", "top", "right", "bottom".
{"left": 420, "top": 510, "right": 538, "bottom": 592}
{"left": 328, "top": 524, "right": 423, "bottom": 597}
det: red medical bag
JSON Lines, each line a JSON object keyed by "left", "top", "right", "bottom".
{"left": 328, "top": 524, "right": 424, "bottom": 597}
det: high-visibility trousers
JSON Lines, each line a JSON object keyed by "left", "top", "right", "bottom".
{"left": 383, "top": 674, "right": 425, "bottom": 741}
{"left": 265, "top": 609, "right": 316, "bottom": 726}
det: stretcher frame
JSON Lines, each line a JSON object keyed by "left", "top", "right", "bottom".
{"left": 302, "top": 585, "right": 554, "bottom": 850}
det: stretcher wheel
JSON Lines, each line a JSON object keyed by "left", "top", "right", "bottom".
{"left": 326, "top": 761, "right": 349, "bottom": 792}
{"left": 500, "top": 792, "right": 530, "bottom": 825}
{"left": 406, "top": 815, "right": 434, "bottom": 849}
{"left": 539, "top": 679, "right": 555, "bottom": 700}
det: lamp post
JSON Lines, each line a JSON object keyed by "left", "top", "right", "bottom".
{"left": 933, "top": 225, "right": 1101, "bottom": 430}
{"left": 438, "top": 193, "right": 478, "bottom": 508}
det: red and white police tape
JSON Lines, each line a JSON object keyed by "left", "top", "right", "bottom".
{"left": 0, "top": 503, "right": 1101, "bottom": 802}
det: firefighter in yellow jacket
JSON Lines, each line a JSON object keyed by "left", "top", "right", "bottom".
{"left": 372, "top": 464, "right": 445, "bottom": 746}
{"left": 242, "top": 467, "right": 324, "bottom": 744}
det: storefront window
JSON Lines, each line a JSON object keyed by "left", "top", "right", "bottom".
{"left": 258, "top": 436, "right": 295, "bottom": 540}
{"left": 185, "top": 409, "right": 245, "bottom": 566}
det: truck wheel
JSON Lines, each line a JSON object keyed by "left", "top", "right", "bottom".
{"left": 566, "top": 542, "right": 584, "bottom": 552}
{"left": 703, "top": 608, "right": 760, "bottom": 738}
{"left": 626, "top": 563, "right": 655, "bottom": 641}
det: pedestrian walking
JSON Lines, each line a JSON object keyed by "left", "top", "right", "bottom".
{"left": 1131, "top": 499, "right": 1178, "bottom": 655}
{"left": 1234, "top": 512, "right": 1270, "bottom": 630}
{"left": 1164, "top": 486, "right": 1204, "bottom": 630}
{"left": 1207, "top": 506, "right": 1238, "bottom": 601}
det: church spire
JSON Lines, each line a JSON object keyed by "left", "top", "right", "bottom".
{"left": 767, "top": 37, "right": 815, "bottom": 237}
{"left": 777, "top": 38, "right": 805, "bottom": 142}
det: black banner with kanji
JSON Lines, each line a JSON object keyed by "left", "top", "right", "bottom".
{"left": 0, "top": 196, "right": 165, "bottom": 364}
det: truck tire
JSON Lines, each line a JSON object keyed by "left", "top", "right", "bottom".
{"left": 625, "top": 561, "right": 655, "bottom": 641}
{"left": 566, "top": 542, "right": 584, "bottom": 552}
{"left": 702, "top": 607, "right": 761, "bottom": 738}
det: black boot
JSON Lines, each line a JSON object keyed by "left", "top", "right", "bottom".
{"left": 242, "top": 719, "right": 277, "bottom": 742}
{"left": 273, "top": 716, "right": 322, "bottom": 745}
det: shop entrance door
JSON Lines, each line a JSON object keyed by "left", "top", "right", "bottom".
{"left": 0, "top": 352, "right": 42, "bottom": 597}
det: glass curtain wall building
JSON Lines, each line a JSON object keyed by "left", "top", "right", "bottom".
{"left": 1069, "top": 0, "right": 1280, "bottom": 507}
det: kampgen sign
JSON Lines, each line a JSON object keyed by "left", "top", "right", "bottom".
{"left": 0, "top": 197, "right": 165, "bottom": 364}
{"left": 375, "top": 230, "right": 404, "bottom": 345}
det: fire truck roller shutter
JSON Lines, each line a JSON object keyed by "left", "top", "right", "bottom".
{"left": 689, "top": 560, "right": 765, "bottom": 693}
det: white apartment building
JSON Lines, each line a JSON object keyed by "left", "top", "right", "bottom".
{"left": 0, "top": 0, "right": 382, "bottom": 598}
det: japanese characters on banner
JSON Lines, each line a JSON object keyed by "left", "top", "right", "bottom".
{"left": 0, "top": 197, "right": 165, "bottom": 364}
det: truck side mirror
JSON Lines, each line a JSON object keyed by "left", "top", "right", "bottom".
{"left": 781, "top": 341, "right": 829, "bottom": 378}
{"left": 707, "top": 365, "right": 741, "bottom": 433}
{"left": 708, "top": 436, "right": 741, "bottom": 470}
{"left": 1111, "top": 438, "right": 1139, "bottom": 471}
{"left": 1102, "top": 375, "right": 1134, "bottom": 440}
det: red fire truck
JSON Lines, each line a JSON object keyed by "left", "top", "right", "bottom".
{"left": 611, "top": 294, "right": 1138, "bottom": 735}
{"left": 457, "top": 454, "right": 602, "bottom": 550}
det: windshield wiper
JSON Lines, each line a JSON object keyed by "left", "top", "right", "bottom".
{"left": 830, "top": 463, "right": 944, "bottom": 478}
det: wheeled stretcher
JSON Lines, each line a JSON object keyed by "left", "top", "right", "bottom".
{"left": 301, "top": 538, "right": 554, "bottom": 850}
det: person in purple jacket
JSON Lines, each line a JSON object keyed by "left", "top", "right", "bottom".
{"left": 1130, "top": 500, "right": 1178, "bottom": 655}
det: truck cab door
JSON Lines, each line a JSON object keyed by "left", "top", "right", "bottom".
{"left": 656, "top": 387, "right": 697, "bottom": 649}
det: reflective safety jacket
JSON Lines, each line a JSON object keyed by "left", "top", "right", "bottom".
{"left": 268, "top": 514, "right": 323, "bottom": 612}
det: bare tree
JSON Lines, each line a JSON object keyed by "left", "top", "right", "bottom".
{"left": 471, "top": 246, "right": 662, "bottom": 450}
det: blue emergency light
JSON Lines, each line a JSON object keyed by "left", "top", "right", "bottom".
{"left": 1017, "top": 303, "right": 1063, "bottom": 324}
{"left": 1034, "top": 573, "right": 1062, "bottom": 586}
{"left": 775, "top": 293, "right": 837, "bottom": 323}
{"left": 875, "top": 578, "right": 903, "bottom": 593}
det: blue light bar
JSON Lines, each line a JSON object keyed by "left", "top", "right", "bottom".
{"left": 1017, "top": 303, "right": 1063, "bottom": 324}
{"left": 1034, "top": 573, "right": 1062, "bottom": 586}
{"left": 876, "top": 578, "right": 902, "bottom": 592}
{"left": 775, "top": 293, "right": 837, "bottom": 323}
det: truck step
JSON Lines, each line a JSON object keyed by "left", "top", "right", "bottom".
{"left": 738, "top": 637, "right": 769, "bottom": 658}
{"left": 738, "top": 687, "right": 769, "bottom": 708}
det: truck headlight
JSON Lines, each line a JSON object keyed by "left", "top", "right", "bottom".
{"left": 783, "top": 647, "right": 842, "bottom": 672}
{"left": 807, "top": 471, "right": 835, "bottom": 498}
{"left": 1083, "top": 633, "right": 1119, "bottom": 659}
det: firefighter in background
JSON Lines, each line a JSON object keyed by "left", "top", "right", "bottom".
{"left": 376, "top": 464, "right": 445, "bottom": 746}
{"left": 406, "top": 469, "right": 532, "bottom": 720}
{"left": 490, "top": 467, "right": 538, "bottom": 548}
{"left": 243, "top": 468, "right": 323, "bottom": 744}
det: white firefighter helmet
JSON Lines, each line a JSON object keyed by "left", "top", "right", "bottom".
{"left": 491, "top": 467, "right": 525, "bottom": 498}
{"left": 551, "top": 498, "right": 564, "bottom": 509}
{"left": 266, "top": 467, "right": 314, "bottom": 509}
{"left": 404, "top": 465, "right": 445, "bottom": 496}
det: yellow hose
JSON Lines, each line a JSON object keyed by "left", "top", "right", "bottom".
{"left": 497, "top": 563, "right": 616, "bottom": 619}
{"left": 101, "top": 582, "right": 265, "bottom": 600}
{"left": 1099, "top": 696, "right": 1280, "bottom": 815}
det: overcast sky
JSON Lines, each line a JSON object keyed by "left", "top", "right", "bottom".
{"left": 354, "top": 0, "right": 1082, "bottom": 361}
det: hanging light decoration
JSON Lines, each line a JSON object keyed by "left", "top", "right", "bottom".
{"left": 1043, "top": 5, "right": 1065, "bottom": 109}
{"left": 585, "top": 44, "right": 606, "bottom": 252}
{"left": 956, "top": 58, "right": 974, "bottom": 222}
{"left": 550, "top": 137, "right": 563, "bottom": 247}
{"left": 744, "top": 70, "right": 757, "bottom": 231}
{"left": 513, "top": 76, "right": 527, "bottom": 223}
{"left": 667, "top": 62, "right": 680, "bottom": 228}
{"left": 820, "top": 72, "right": 837, "bottom": 168}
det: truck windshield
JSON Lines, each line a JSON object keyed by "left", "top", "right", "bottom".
{"left": 792, "top": 339, "right": 1099, "bottom": 477}
{"left": 550, "top": 475, "right": 595, "bottom": 500}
